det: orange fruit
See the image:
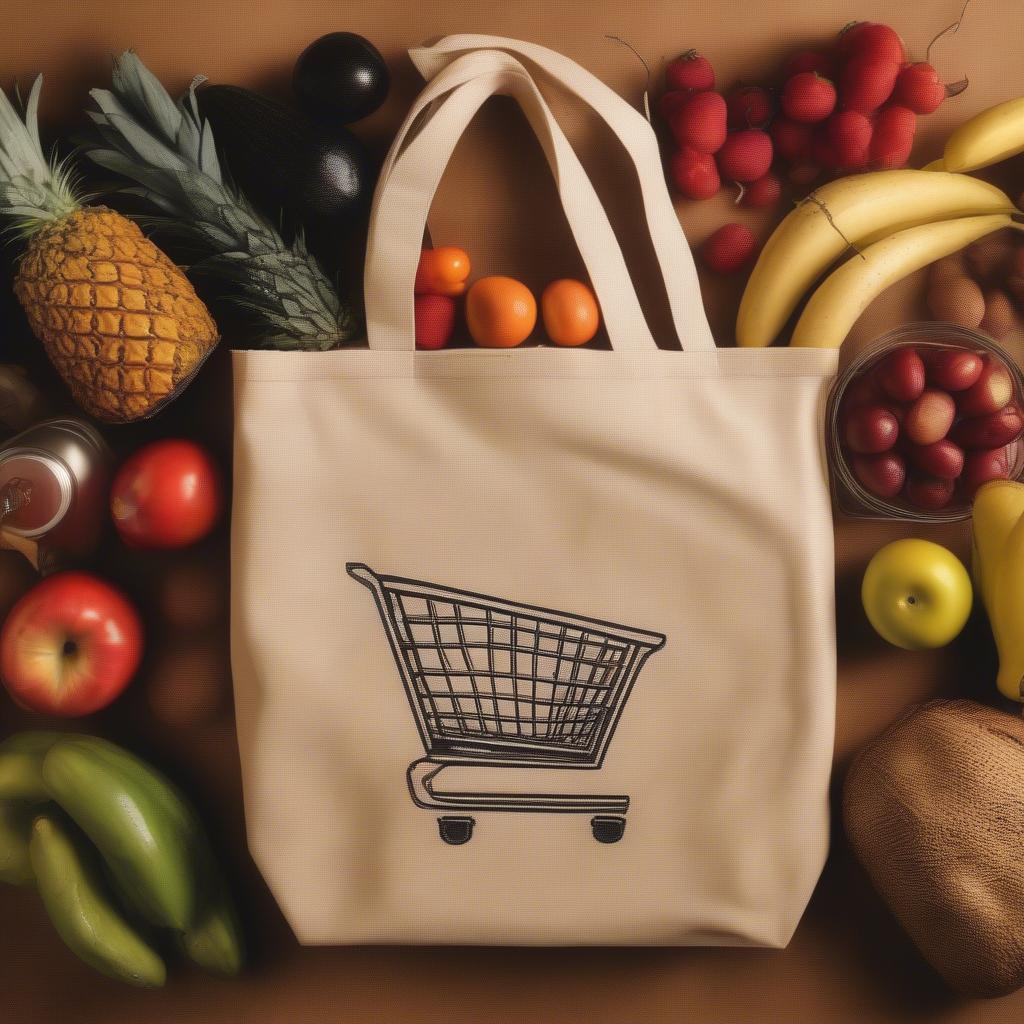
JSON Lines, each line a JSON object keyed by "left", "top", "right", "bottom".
{"left": 415, "top": 246, "right": 471, "bottom": 297}
{"left": 465, "top": 276, "right": 537, "bottom": 348}
{"left": 540, "top": 279, "right": 600, "bottom": 347}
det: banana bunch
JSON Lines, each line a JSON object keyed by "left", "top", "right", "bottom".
{"left": 973, "top": 481, "right": 1024, "bottom": 702}
{"left": 737, "top": 170, "right": 1021, "bottom": 350}
{"left": 0, "top": 732, "right": 244, "bottom": 986}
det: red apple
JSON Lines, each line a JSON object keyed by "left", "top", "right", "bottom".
{"left": 0, "top": 572, "right": 143, "bottom": 717}
{"left": 111, "top": 440, "right": 222, "bottom": 550}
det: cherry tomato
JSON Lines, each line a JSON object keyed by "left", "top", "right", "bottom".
{"left": 111, "top": 440, "right": 222, "bottom": 549}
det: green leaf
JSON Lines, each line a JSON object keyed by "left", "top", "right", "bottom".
{"left": 112, "top": 51, "right": 182, "bottom": 146}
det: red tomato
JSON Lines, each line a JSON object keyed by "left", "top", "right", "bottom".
{"left": 111, "top": 440, "right": 222, "bottom": 549}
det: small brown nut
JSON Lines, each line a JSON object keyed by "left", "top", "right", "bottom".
{"left": 927, "top": 275, "right": 985, "bottom": 328}
{"left": 930, "top": 253, "right": 968, "bottom": 285}
{"left": 966, "top": 231, "right": 1014, "bottom": 279}
{"left": 980, "top": 288, "right": 1018, "bottom": 340}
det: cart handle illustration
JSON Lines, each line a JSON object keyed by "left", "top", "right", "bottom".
{"left": 348, "top": 563, "right": 666, "bottom": 845}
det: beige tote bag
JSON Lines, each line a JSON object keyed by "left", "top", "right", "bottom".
{"left": 230, "top": 34, "right": 840, "bottom": 947}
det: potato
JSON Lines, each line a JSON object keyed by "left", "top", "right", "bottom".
{"left": 926, "top": 275, "right": 985, "bottom": 328}
{"left": 980, "top": 288, "right": 1018, "bottom": 340}
{"left": 965, "top": 230, "right": 1014, "bottom": 278}
{"left": 929, "top": 253, "right": 967, "bottom": 285}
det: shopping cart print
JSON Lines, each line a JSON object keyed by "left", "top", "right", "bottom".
{"left": 347, "top": 563, "right": 666, "bottom": 845}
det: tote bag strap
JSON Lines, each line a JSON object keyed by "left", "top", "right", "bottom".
{"left": 365, "top": 50, "right": 661, "bottom": 352}
{"left": 409, "top": 35, "right": 715, "bottom": 354}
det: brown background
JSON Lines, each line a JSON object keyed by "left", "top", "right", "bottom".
{"left": 2, "top": 0, "right": 1024, "bottom": 1020}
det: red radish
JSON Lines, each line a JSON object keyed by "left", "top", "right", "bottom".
{"left": 826, "top": 110, "right": 873, "bottom": 168}
{"left": 843, "top": 405, "right": 900, "bottom": 454}
{"left": 771, "top": 117, "right": 814, "bottom": 161}
{"left": 961, "top": 448, "right": 1011, "bottom": 497}
{"left": 841, "top": 372, "right": 883, "bottom": 410}
{"left": 726, "top": 85, "right": 774, "bottom": 129}
{"left": 839, "top": 57, "right": 900, "bottom": 114}
{"left": 700, "top": 223, "right": 758, "bottom": 273}
{"left": 788, "top": 161, "right": 822, "bottom": 185}
{"left": 875, "top": 346, "right": 926, "bottom": 402}
{"left": 666, "top": 50, "right": 715, "bottom": 92}
{"left": 781, "top": 72, "right": 837, "bottom": 123}
{"left": 951, "top": 404, "right": 1024, "bottom": 448}
{"left": 739, "top": 172, "right": 782, "bottom": 208}
{"left": 893, "top": 63, "right": 946, "bottom": 115}
{"left": 658, "top": 90, "right": 690, "bottom": 120}
{"left": 667, "top": 91, "right": 727, "bottom": 153}
{"left": 907, "top": 439, "right": 965, "bottom": 480}
{"left": 869, "top": 104, "right": 916, "bottom": 169}
{"left": 852, "top": 451, "right": 906, "bottom": 498}
{"left": 904, "top": 389, "right": 956, "bottom": 445}
{"left": 669, "top": 145, "right": 721, "bottom": 199}
{"left": 905, "top": 474, "right": 956, "bottom": 510}
{"left": 782, "top": 49, "right": 835, "bottom": 79}
{"left": 957, "top": 359, "right": 1013, "bottom": 416}
{"left": 837, "top": 22, "right": 905, "bottom": 66}
{"left": 716, "top": 129, "right": 773, "bottom": 182}
{"left": 926, "top": 349, "right": 984, "bottom": 391}
{"left": 415, "top": 294, "right": 457, "bottom": 350}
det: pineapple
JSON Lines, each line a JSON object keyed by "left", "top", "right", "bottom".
{"left": 0, "top": 78, "right": 218, "bottom": 423}
{"left": 84, "top": 53, "right": 358, "bottom": 350}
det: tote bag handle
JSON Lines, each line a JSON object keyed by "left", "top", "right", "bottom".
{"left": 410, "top": 35, "right": 715, "bottom": 354}
{"left": 366, "top": 50, "right": 666, "bottom": 352}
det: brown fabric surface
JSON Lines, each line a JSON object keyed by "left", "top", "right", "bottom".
{"left": 844, "top": 699, "right": 1024, "bottom": 998}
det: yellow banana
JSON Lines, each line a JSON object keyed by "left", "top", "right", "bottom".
{"left": 736, "top": 170, "right": 1017, "bottom": 348}
{"left": 790, "top": 214, "right": 1018, "bottom": 349}
{"left": 972, "top": 481, "right": 1024, "bottom": 615}
{"left": 993, "top": 507, "right": 1024, "bottom": 701}
{"left": 936, "top": 97, "right": 1024, "bottom": 173}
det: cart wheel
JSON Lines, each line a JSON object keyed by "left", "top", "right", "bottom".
{"left": 438, "top": 816, "right": 475, "bottom": 845}
{"left": 591, "top": 815, "right": 626, "bottom": 843}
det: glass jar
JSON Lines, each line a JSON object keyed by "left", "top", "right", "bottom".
{"left": 826, "top": 323, "right": 1024, "bottom": 522}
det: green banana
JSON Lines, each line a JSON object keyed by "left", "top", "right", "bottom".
{"left": 181, "top": 882, "right": 245, "bottom": 976}
{"left": 0, "top": 732, "right": 61, "bottom": 802}
{"left": 42, "top": 736, "right": 203, "bottom": 931}
{"left": 0, "top": 801, "right": 35, "bottom": 884}
{"left": 30, "top": 813, "right": 166, "bottom": 987}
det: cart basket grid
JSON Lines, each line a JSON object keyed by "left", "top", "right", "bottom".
{"left": 348, "top": 564, "right": 666, "bottom": 766}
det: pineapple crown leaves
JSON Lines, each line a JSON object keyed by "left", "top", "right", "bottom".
{"left": 84, "top": 51, "right": 358, "bottom": 349}
{"left": 0, "top": 76, "right": 81, "bottom": 240}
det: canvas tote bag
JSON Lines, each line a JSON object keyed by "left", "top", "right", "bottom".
{"left": 230, "top": 34, "right": 841, "bottom": 947}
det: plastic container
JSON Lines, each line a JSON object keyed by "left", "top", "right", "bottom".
{"left": 827, "top": 323, "right": 1024, "bottom": 522}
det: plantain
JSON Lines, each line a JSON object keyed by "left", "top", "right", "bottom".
{"left": 0, "top": 801, "right": 35, "bottom": 884}
{"left": 181, "top": 876, "right": 245, "bottom": 976}
{"left": 0, "top": 732, "right": 61, "bottom": 802}
{"left": 42, "top": 736, "right": 204, "bottom": 931}
{"left": 30, "top": 813, "right": 166, "bottom": 987}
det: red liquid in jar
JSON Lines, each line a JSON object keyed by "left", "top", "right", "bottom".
{"left": 0, "top": 456, "right": 66, "bottom": 533}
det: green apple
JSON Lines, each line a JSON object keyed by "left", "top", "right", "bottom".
{"left": 862, "top": 539, "right": 973, "bottom": 651}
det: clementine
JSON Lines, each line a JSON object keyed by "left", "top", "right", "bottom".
{"left": 466, "top": 276, "right": 536, "bottom": 348}
{"left": 541, "top": 279, "right": 600, "bottom": 346}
